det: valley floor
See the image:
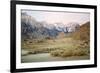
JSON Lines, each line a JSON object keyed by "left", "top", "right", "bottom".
{"left": 21, "top": 37, "right": 90, "bottom": 63}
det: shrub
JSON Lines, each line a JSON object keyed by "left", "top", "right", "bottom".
{"left": 50, "top": 49, "right": 65, "bottom": 57}
{"left": 45, "top": 37, "right": 51, "bottom": 40}
{"left": 37, "top": 40, "right": 44, "bottom": 43}
{"left": 28, "top": 51, "right": 36, "bottom": 54}
{"left": 60, "top": 49, "right": 72, "bottom": 57}
{"left": 50, "top": 51, "right": 60, "bottom": 57}
{"left": 72, "top": 48, "right": 87, "bottom": 56}
{"left": 50, "top": 48, "right": 89, "bottom": 57}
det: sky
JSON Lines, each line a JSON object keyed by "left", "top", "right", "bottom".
{"left": 22, "top": 10, "right": 90, "bottom": 25}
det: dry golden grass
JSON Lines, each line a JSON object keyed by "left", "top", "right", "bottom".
{"left": 72, "top": 48, "right": 86, "bottom": 56}
{"left": 50, "top": 47, "right": 89, "bottom": 57}
{"left": 60, "top": 49, "right": 72, "bottom": 57}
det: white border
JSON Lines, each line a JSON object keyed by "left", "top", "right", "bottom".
{"left": 16, "top": 4, "right": 94, "bottom": 69}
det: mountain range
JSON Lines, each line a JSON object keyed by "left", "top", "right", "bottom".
{"left": 21, "top": 13, "right": 80, "bottom": 39}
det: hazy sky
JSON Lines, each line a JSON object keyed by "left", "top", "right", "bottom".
{"left": 22, "top": 10, "right": 90, "bottom": 25}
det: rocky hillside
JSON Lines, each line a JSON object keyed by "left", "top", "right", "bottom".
{"left": 72, "top": 22, "right": 90, "bottom": 41}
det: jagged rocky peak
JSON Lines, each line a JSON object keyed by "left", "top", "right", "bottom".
{"left": 66, "top": 22, "right": 80, "bottom": 32}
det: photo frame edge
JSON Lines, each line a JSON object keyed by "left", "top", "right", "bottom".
{"left": 10, "top": 0, "right": 97, "bottom": 72}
